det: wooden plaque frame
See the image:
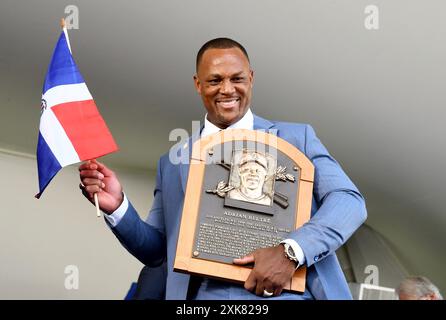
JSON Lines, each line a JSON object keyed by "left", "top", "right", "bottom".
{"left": 174, "top": 129, "right": 314, "bottom": 292}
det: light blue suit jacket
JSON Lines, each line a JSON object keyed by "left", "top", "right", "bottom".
{"left": 108, "top": 114, "right": 367, "bottom": 300}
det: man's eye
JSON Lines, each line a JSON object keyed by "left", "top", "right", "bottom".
{"left": 232, "top": 77, "right": 244, "bottom": 82}
{"left": 209, "top": 79, "right": 220, "bottom": 84}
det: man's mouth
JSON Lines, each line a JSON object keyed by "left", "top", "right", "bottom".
{"left": 216, "top": 98, "right": 240, "bottom": 109}
{"left": 246, "top": 176, "right": 259, "bottom": 183}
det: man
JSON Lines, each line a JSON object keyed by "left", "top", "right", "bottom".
{"left": 79, "top": 38, "right": 367, "bottom": 300}
{"left": 227, "top": 151, "right": 273, "bottom": 206}
{"left": 397, "top": 276, "right": 443, "bottom": 300}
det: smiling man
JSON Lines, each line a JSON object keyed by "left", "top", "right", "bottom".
{"left": 193, "top": 43, "right": 253, "bottom": 128}
{"left": 79, "top": 38, "right": 367, "bottom": 300}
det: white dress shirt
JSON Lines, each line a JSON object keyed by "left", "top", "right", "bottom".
{"left": 105, "top": 108, "right": 305, "bottom": 266}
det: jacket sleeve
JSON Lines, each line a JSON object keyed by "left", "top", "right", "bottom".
{"left": 287, "top": 124, "right": 367, "bottom": 267}
{"left": 108, "top": 158, "right": 167, "bottom": 267}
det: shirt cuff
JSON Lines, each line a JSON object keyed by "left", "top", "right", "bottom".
{"left": 281, "top": 238, "right": 306, "bottom": 267}
{"left": 104, "top": 193, "right": 128, "bottom": 227}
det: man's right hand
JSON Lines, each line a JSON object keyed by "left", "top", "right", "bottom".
{"left": 78, "top": 159, "right": 123, "bottom": 214}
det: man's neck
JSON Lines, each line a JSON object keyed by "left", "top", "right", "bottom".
{"left": 201, "top": 108, "right": 253, "bottom": 138}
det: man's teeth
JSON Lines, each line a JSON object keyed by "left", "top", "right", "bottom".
{"left": 218, "top": 99, "right": 239, "bottom": 107}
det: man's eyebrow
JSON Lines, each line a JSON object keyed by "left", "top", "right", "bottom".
{"left": 207, "top": 71, "right": 246, "bottom": 79}
{"left": 230, "top": 71, "right": 246, "bottom": 77}
{"left": 207, "top": 74, "right": 222, "bottom": 79}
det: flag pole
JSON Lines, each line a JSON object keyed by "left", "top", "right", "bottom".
{"left": 91, "top": 157, "right": 101, "bottom": 218}
{"left": 60, "top": 18, "right": 101, "bottom": 218}
{"left": 60, "top": 18, "right": 72, "bottom": 53}
{"left": 94, "top": 193, "right": 101, "bottom": 218}
{"left": 90, "top": 158, "right": 101, "bottom": 218}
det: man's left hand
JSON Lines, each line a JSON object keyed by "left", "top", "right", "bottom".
{"left": 233, "top": 244, "right": 296, "bottom": 297}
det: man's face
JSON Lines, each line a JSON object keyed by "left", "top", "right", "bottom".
{"left": 239, "top": 162, "right": 267, "bottom": 191}
{"left": 194, "top": 47, "right": 253, "bottom": 128}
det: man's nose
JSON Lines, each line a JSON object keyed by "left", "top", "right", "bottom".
{"left": 220, "top": 79, "right": 235, "bottom": 95}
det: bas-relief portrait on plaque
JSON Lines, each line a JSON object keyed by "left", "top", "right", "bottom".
{"left": 227, "top": 150, "right": 276, "bottom": 207}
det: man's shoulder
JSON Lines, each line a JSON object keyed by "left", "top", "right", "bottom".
{"left": 268, "top": 119, "right": 312, "bottom": 137}
{"left": 271, "top": 120, "right": 309, "bottom": 131}
{"left": 257, "top": 116, "right": 317, "bottom": 152}
{"left": 255, "top": 114, "right": 310, "bottom": 133}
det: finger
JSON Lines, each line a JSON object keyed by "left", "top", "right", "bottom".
{"left": 261, "top": 279, "right": 275, "bottom": 297}
{"left": 94, "top": 161, "right": 115, "bottom": 177}
{"left": 79, "top": 160, "right": 100, "bottom": 171}
{"left": 244, "top": 271, "right": 257, "bottom": 292}
{"left": 78, "top": 160, "right": 92, "bottom": 171}
{"left": 79, "top": 170, "right": 105, "bottom": 180}
{"left": 274, "top": 287, "right": 283, "bottom": 297}
{"left": 79, "top": 184, "right": 93, "bottom": 200}
{"left": 255, "top": 280, "right": 264, "bottom": 296}
{"left": 233, "top": 254, "right": 255, "bottom": 265}
{"left": 80, "top": 189, "right": 101, "bottom": 208}
{"left": 84, "top": 184, "right": 102, "bottom": 194}
{"left": 81, "top": 178, "right": 105, "bottom": 188}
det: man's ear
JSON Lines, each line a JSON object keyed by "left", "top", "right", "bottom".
{"left": 249, "top": 69, "right": 254, "bottom": 88}
{"left": 193, "top": 74, "right": 201, "bottom": 94}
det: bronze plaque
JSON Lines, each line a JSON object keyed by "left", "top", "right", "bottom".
{"left": 174, "top": 129, "right": 314, "bottom": 292}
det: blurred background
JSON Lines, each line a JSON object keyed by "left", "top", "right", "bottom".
{"left": 0, "top": 0, "right": 444, "bottom": 299}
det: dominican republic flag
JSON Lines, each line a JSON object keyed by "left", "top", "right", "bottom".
{"left": 36, "top": 27, "right": 118, "bottom": 198}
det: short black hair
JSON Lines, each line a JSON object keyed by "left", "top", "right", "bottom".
{"left": 196, "top": 38, "right": 250, "bottom": 72}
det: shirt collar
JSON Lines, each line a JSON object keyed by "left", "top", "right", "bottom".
{"left": 201, "top": 108, "right": 254, "bottom": 138}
